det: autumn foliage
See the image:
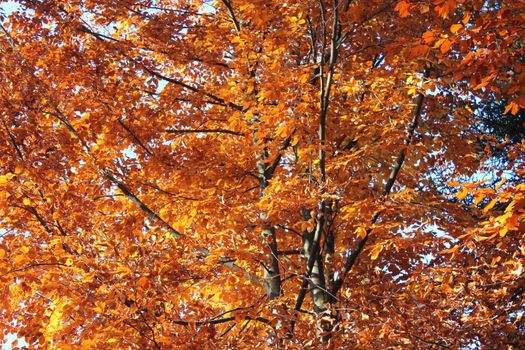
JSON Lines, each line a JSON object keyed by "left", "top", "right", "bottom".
{"left": 0, "top": 0, "right": 524, "bottom": 348}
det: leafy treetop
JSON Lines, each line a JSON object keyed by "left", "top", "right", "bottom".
{"left": 0, "top": 0, "right": 523, "bottom": 348}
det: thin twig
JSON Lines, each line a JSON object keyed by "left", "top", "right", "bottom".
{"left": 166, "top": 128, "right": 244, "bottom": 136}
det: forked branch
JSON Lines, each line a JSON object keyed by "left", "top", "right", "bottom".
{"left": 331, "top": 69, "right": 429, "bottom": 297}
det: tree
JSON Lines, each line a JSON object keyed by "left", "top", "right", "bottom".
{"left": 0, "top": 0, "right": 523, "bottom": 348}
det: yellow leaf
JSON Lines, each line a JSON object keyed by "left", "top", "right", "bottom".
{"left": 456, "top": 187, "right": 469, "bottom": 200}
{"left": 119, "top": 19, "right": 131, "bottom": 31}
{"left": 14, "top": 254, "right": 28, "bottom": 264}
{"left": 115, "top": 265, "right": 130, "bottom": 277}
{"left": 495, "top": 178, "right": 506, "bottom": 191}
{"left": 355, "top": 226, "right": 367, "bottom": 239}
{"left": 299, "top": 73, "right": 310, "bottom": 84}
{"left": 499, "top": 224, "right": 509, "bottom": 237}
{"left": 47, "top": 298, "right": 67, "bottom": 338}
{"left": 0, "top": 173, "right": 15, "bottom": 184}
{"left": 93, "top": 301, "right": 105, "bottom": 313}
{"left": 370, "top": 244, "right": 384, "bottom": 260}
{"left": 434, "top": 38, "right": 446, "bottom": 48}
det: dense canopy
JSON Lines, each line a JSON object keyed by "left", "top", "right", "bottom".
{"left": 0, "top": 0, "right": 523, "bottom": 348}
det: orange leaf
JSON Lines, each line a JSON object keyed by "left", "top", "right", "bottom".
{"left": 483, "top": 198, "right": 498, "bottom": 213}
{"left": 395, "top": 1, "right": 411, "bottom": 17}
{"left": 450, "top": 24, "right": 462, "bottom": 33}
{"left": 137, "top": 277, "right": 149, "bottom": 288}
{"left": 422, "top": 30, "right": 436, "bottom": 44}
{"left": 462, "top": 13, "right": 471, "bottom": 24}
{"left": 504, "top": 102, "right": 519, "bottom": 115}
{"left": 440, "top": 39, "right": 452, "bottom": 53}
